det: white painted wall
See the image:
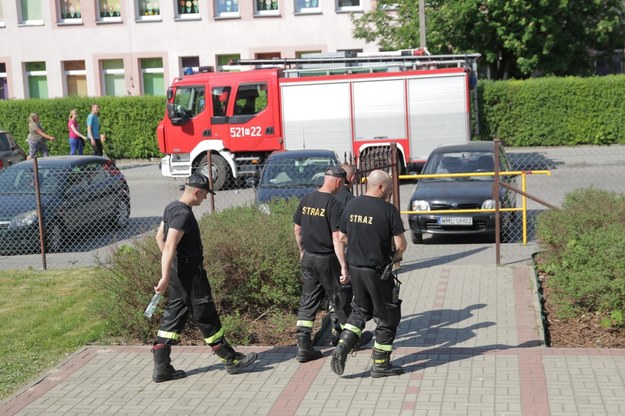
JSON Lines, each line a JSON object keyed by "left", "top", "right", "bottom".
{"left": 0, "top": 0, "right": 377, "bottom": 99}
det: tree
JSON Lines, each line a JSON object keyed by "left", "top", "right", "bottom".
{"left": 351, "top": 0, "right": 625, "bottom": 79}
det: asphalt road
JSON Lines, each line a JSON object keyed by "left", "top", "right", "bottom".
{"left": 1, "top": 144, "right": 624, "bottom": 271}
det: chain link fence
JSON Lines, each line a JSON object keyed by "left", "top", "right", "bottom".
{"left": 1, "top": 145, "right": 624, "bottom": 270}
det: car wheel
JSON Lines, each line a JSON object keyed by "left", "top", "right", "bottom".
{"left": 197, "top": 153, "right": 230, "bottom": 191}
{"left": 112, "top": 198, "right": 130, "bottom": 229}
{"left": 46, "top": 220, "right": 65, "bottom": 253}
{"left": 411, "top": 232, "right": 423, "bottom": 244}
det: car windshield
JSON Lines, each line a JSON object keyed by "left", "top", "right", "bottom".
{"left": 0, "top": 166, "right": 66, "bottom": 194}
{"left": 422, "top": 151, "right": 495, "bottom": 181}
{"left": 261, "top": 156, "right": 336, "bottom": 187}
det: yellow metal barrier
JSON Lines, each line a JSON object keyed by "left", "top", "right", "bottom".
{"left": 399, "top": 170, "right": 551, "bottom": 245}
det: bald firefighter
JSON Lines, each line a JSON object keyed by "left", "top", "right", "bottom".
{"left": 331, "top": 170, "right": 407, "bottom": 378}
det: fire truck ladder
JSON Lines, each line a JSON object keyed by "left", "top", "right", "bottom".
{"left": 232, "top": 51, "right": 481, "bottom": 77}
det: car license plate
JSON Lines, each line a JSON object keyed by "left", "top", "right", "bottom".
{"left": 437, "top": 217, "right": 473, "bottom": 226}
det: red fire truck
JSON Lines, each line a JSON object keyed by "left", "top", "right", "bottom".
{"left": 157, "top": 51, "right": 481, "bottom": 190}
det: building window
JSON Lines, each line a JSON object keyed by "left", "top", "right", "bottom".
{"left": 256, "top": 52, "right": 280, "bottom": 60}
{"left": 101, "top": 59, "right": 125, "bottom": 96}
{"left": 294, "top": 0, "right": 319, "bottom": 14}
{"left": 98, "top": 0, "right": 122, "bottom": 20}
{"left": 25, "top": 62, "right": 48, "bottom": 98}
{"left": 215, "top": 0, "right": 239, "bottom": 17}
{"left": 20, "top": 0, "right": 44, "bottom": 25}
{"left": 176, "top": 0, "right": 199, "bottom": 17}
{"left": 180, "top": 56, "right": 199, "bottom": 75}
{"left": 0, "top": 2, "right": 5, "bottom": 28}
{"left": 216, "top": 54, "right": 241, "bottom": 72}
{"left": 58, "top": 0, "right": 82, "bottom": 23}
{"left": 254, "top": 0, "right": 278, "bottom": 15}
{"left": 137, "top": 0, "right": 160, "bottom": 20}
{"left": 336, "top": 0, "right": 360, "bottom": 11}
{"left": 0, "top": 63, "right": 7, "bottom": 99}
{"left": 141, "top": 58, "right": 165, "bottom": 96}
{"left": 296, "top": 50, "right": 321, "bottom": 58}
{"left": 64, "top": 60, "right": 87, "bottom": 97}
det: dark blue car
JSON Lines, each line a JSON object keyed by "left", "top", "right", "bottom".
{"left": 252, "top": 149, "right": 340, "bottom": 214}
{"left": 0, "top": 156, "right": 130, "bottom": 254}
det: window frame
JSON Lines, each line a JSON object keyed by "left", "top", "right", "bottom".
{"left": 336, "top": 0, "right": 361, "bottom": 12}
{"left": 254, "top": 0, "right": 279, "bottom": 16}
{"left": 214, "top": 0, "right": 240, "bottom": 18}
{"left": 140, "top": 58, "right": 165, "bottom": 96}
{"left": 101, "top": 59, "right": 126, "bottom": 97}
{"left": 175, "top": 0, "right": 201, "bottom": 19}
{"left": 18, "top": 0, "right": 45, "bottom": 26}
{"left": 97, "top": 0, "right": 123, "bottom": 23}
{"left": 57, "top": 0, "right": 83, "bottom": 25}
{"left": 25, "top": 62, "right": 48, "bottom": 99}
{"left": 135, "top": 0, "right": 161, "bottom": 21}
{"left": 294, "top": 0, "right": 320, "bottom": 14}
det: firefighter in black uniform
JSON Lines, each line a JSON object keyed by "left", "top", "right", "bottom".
{"left": 151, "top": 174, "right": 258, "bottom": 382}
{"left": 329, "top": 163, "right": 356, "bottom": 345}
{"left": 293, "top": 165, "right": 351, "bottom": 362}
{"left": 331, "top": 169, "right": 407, "bottom": 378}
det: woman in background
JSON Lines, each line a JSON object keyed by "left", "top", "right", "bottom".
{"left": 27, "top": 113, "right": 55, "bottom": 160}
{"left": 68, "top": 109, "right": 87, "bottom": 155}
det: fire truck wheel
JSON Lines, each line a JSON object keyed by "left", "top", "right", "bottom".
{"left": 198, "top": 153, "right": 230, "bottom": 191}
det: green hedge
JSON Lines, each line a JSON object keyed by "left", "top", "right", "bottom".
{"left": 477, "top": 75, "right": 625, "bottom": 146}
{"left": 0, "top": 96, "right": 165, "bottom": 159}
{"left": 3, "top": 74, "right": 625, "bottom": 159}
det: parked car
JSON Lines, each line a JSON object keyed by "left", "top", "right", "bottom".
{"left": 0, "top": 156, "right": 130, "bottom": 254}
{"left": 0, "top": 130, "right": 27, "bottom": 170}
{"left": 251, "top": 149, "right": 340, "bottom": 214}
{"left": 407, "top": 141, "right": 517, "bottom": 244}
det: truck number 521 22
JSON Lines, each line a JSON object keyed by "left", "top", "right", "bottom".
{"left": 230, "top": 126, "right": 262, "bottom": 138}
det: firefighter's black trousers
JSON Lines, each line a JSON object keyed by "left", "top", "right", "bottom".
{"left": 156, "top": 258, "right": 224, "bottom": 346}
{"left": 296, "top": 251, "right": 351, "bottom": 335}
{"left": 346, "top": 265, "right": 401, "bottom": 347}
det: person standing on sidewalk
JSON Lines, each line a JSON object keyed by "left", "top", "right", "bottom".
{"left": 151, "top": 173, "right": 258, "bottom": 382}
{"left": 67, "top": 109, "right": 87, "bottom": 155}
{"left": 86, "top": 104, "right": 105, "bottom": 156}
{"left": 331, "top": 169, "right": 407, "bottom": 378}
{"left": 26, "top": 113, "right": 55, "bottom": 159}
{"left": 328, "top": 162, "right": 356, "bottom": 345}
{"left": 293, "top": 166, "right": 355, "bottom": 362}
{"left": 334, "top": 163, "right": 356, "bottom": 208}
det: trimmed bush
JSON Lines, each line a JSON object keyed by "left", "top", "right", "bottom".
{"left": 536, "top": 188, "right": 625, "bottom": 319}
{"left": 95, "top": 198, "right": 302, "bottom": 345}
{"left": 0, "top": 96, "right": 164, "bottom": 159}
{"left": 477, "top": 75, "right": 625, "bottom": 146}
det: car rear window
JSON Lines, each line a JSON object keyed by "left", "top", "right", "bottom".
{"left": 0, "top": 133, "right": 10, "bottom": 151}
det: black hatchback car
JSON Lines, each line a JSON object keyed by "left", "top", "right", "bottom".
{"left": 407, "top": 141, "right": 517, "bottom": 244}
{"left": 0, "top": 156, "right": 130, "bottom": 254}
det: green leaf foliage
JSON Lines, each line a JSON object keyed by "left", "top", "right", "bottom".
{"left": 97, "top": 198, "right": 302, "bottom": 345}
{"left": 477, "top": 75, "right": 625, "bottom": 146}
{"left": 0, "top": 96, "right": 165, "bottom": 158}
{"left": 536, "top": 188, "right": 625, "bottom": 318}
{"left": 352, "top": 0, "right": 625, "bottom": 80}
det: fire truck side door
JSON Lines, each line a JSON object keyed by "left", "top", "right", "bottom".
{"left": 210, "top": 81, "right": 280, "bottom": 152}
{"left": 166, "top": 85, "right": 207, "bottom": 153}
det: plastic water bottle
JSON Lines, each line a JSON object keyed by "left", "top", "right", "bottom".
{"left": 143, "top": 292, "right": 162, "bottom": 318}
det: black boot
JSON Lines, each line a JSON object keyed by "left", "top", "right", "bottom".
{"left": 152, "top": 343, "right": 186, "bottom": 383}
{"left": 355, "top": 331, "right": 373, "bottom": 350}
{"left": 213, "top": 339, "right": 258, "bottom": 375}
{"left": 330, "top": 329, "right": 358, "bottom": 376}
{"left": 370, "top": 348, "right": 404, "bottom": 378}
{"left": 296, "top": 333, "right": 323, "bottom": 363}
